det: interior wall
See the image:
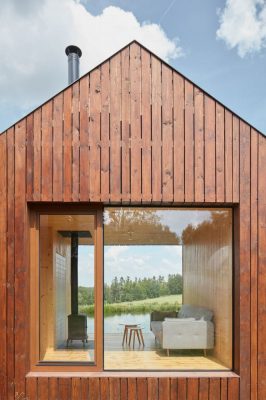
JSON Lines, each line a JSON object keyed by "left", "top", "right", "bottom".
{"left": 40, "top": 227, "right": 71, "bottom": 358}
{"left": 182, "top": 211, "right": 232, "bottom": 368}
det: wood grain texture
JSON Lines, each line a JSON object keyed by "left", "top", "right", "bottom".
{"left": 0, "top": 41, "right": 264, "bottom": 400}
{"left": 0, "top": 132, "right": 7, "bottom": 400}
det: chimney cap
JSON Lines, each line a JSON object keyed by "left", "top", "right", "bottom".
{"left": 65, "top": 45, "right": 82, "bottom": 58}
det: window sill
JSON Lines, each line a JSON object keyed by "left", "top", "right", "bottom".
{"left": 26, "top": 370, "right": 239, "bottom": 378}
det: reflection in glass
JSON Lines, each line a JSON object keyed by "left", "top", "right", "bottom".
{"left": 39, "top": 214, "right": 95, "bottom": 363}
{"left": 103, "top": 208, "right": 232, "bottom": 371}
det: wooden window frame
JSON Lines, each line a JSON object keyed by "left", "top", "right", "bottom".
{"left": 28, "top": 203, "right": 239, "bottom": 376}
{"left": 29, "top": 203, "right": 103, "bottom": 372}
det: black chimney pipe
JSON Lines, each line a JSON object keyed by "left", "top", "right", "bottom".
{"left": 65, "top": 45, "right": 82, "bottom": 85}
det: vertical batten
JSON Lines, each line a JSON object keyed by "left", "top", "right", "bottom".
{"left": 225, "top": 110, "right": 233, "bottom": 203}
{"left": 204, "top": 95, "right": 216, "bottom": 202}
{"left": 41, "top": 102, "right": 53, "bottom": 201}
{"left": 14, "top": 119, "right": 27, "bottom": 395}
{"left": 0, "top": 132, "right": 7, "bottom": 399}
{"left": 151, "top": 55, "right": 162, "bottom": 202}
{"left": 110, "top": 53, "right": 122, "bottom": 201}
{"left": 89, "top": 68, "right": 101, "bottom": 201}
{"left": 162, "top": 64, "right": 174, "bottom": 202}
{"left": 63, "top": 86, "right": 72, "bottom": 202}
{"left": 239, "top": 121, "right": 251, "bottom": 400}
{"left": 194, "top": 88, "right": 204, "bottom": 203}
{"left": 100, "top": 61, "right": 110, "bottom": 202}
{"left": 258, "top": 133, "right": 266, "bottom": 398}
{"left": 130, "top": 43, "right": 142, "bottom": 202}
{"left": 216, "top": 103, "right": 225, "bottom": 202}
{"left": 121, "top": 47, "right": 131, "bottom": 202}
{"left": 184, "top": 80, "right": 194, "bottom": 202}
{"left": 173, "top": 72, "right": 185, "bottom": 202}
{"left": 26, "top": 114, "right": 34, "bottom": 201}
{"left": 141, "top": 48, "right": 152, "bottom": 202}
{"left": 79, "top": 75, "right": 90, "bottom": 201}
{"left": 72, "top": 81, "right": 80, "bottom": 201}
{"left": 53, "top": 93, "right": 63, "bottom": 201}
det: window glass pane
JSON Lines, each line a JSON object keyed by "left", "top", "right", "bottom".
{"left": 39, "top": 214, "right": 95, "bottom": 363}
{"left": 103, "top": 208, "right": 232, "bottom": 370}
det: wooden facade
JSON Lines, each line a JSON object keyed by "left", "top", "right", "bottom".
{"left": 0, "top": 40, "right": 265, "bottom": 399}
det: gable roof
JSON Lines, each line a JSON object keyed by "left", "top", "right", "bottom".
{"left": 1, "top": 39, "right": 265, "bottom": 138}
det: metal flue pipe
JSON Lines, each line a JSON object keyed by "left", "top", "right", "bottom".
{"left": 65, "top": 45, "right": 82, "bottom": 85}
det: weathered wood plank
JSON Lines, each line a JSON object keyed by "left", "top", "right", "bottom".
{"left": 121, "top": 47, "right": 131, "bottom": 202}
{"left": 148, "top": 377, "right": 158, "bottom": 400}
{"left": 0, "top": 132, "right": 7, "bottom": 400}
{"left": 33, "top": 109, "right": 41, "bottom": 201}
{"left": 52, "top": 93, "right": 63, "bottom": 201}
{"left": 26, "top": 377, "right": 37, "bottom": 400}
{"left": 130, "top": 42, "right": 142, "bottom": 202}
{"left": 173, "top": 73, "right": 185, "bottom": 203}
{"left": 177, "top": 378, "right": 187, "bottom": 400}
{"left": 251, "top": 129, "right": 258, "bottom": 400}
{"left": 199, "top": 378, "right": 209, "bottom": 400}
{"left": 48, "top": 377, "right": 58, "bottom": 400}
{"left": 79, "top": 75, "right": 90, "bottom": 201}
{"left": 72, "top": 81, "right": 80, "bottom": 201}
{"left": 26, "top": 114, "right": 34, "bottom": 200}
{"left": 239, "top": 121, "right": 251, "bottom": 400}
{"left": 162, "top": 64, "right": 173, "bottom": 202}
{"left": 228, "top": 379, "right": 239, "bottom": 400}
{"left": 159, "top": 378, "right": 169, "bottom": 400}
{"left": 89, "top": 378, "right": 100, "bottom": 400}
{"left": 225, "top": 110, "right": 233, "bottom": 203}
{"left": 63, "top": 87, "right": 72, "bottom": 202}
{"left": 89, "top": 68, "right": 101, "bottom": 201}
{"left": 232, "top": 116, "right": 240, "bottom": 203}
{"left": 38, "top": 377, "right": 49, "bottom": 400}
{"left": 110, "top": 377, "right": 120, "bottom": 400}
{"left": 128, "top": 378, "right": 137, "bottom": 400}
{"left": 209, "top": 378, "right": 220, "bottom": 400}
{"left": 216, "top": 103, "right": 225, "bottom": 202}
{"left": 6, "top": 127, "right": 15, "bottom": 400}
{"left": 204, "top": 96, "right": 216, "bottom": 202}
{"left": 41, "top": 102, "right": 53, "bottom": 200}
{"left": 258, "top": 133, "right": 266, "bottom": 399}
{"left": 58, "top": 378, "right": 71, "bottom": 399}
{"left": 81, "top": 378, "right": 89, "bottom": 400}
{"left": 151, "top": 56, "right": 162, "bottom": 202}
{"left": 184, "top": 80, "right": 194, "bottom": 202}
{"left": 14, "top": 119, "right": 27, "bottom": 395}
{"left": 137, "top": 377, "right": 147, "bottom": 400}
{"left": 110, "top": 53, "right": 122, "bottom": 202}
{"left": 141, "top": 48, "right": 152, "bottom": 202}
{"left": 187, "top": 378, "right": 198, "bottom": 400}
{"left": 194, "top": 88, "right": 204, "bottom": 203}
{"left": 100, "top": 61, "right": 110, "bottom": 202}
{"left": 71, "top": 377, "right": 81, "bottom": 400}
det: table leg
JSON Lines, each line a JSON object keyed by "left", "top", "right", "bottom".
{"left": 136, "top": 329, "right": 141, "bottom": 345}
{"left": 129, "top": 329, "right": 133, "bottom": 346}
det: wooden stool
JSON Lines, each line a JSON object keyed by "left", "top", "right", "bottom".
{"left": 121, "top": 324, "right": 138, "bottom": 346}
{"left": 128, "top": 327, "right": 145, "bottom": 348}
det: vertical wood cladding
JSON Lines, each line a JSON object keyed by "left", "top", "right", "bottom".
{"left": 0, "top": 41, "right": 265, "bottom": 399}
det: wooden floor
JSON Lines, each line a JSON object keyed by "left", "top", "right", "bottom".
{"left": 42, "top": 333, "right": 229, "bottom": 370}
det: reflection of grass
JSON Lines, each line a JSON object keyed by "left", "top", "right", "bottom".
{"left": 79, "top": 295, "right": 182, "bottom": 316}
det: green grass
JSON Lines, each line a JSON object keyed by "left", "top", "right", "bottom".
{"left": 79, "top": 294, "right": 182, "bottom": 316}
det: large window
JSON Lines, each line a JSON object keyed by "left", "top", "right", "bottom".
{"left": 38, "top": 213, "right": 97, "bottom": 364}
{"left": 103, "top": 208, "right": 233, "bottom": 370}
{"left": 32, "top": 207, "right": 233, "bottom": 371}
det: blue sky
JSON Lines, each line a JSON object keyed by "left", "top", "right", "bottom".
{"left": 1, "top": 0, "right": 266, "bottom": 134}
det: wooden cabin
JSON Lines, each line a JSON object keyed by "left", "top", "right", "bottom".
{"left": 0, "top": 40, "right": 265, "bottom": 400}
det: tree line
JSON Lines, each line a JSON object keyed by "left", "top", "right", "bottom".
{"left": 78, "top": 274, "right": 182, "bottom": 306}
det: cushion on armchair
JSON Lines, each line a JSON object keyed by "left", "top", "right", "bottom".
{"left": 178, "top": 304, "right": 213, "bottom": 321}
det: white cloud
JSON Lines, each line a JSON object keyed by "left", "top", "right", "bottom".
{"left": 217, "top": 0, "right": 266, "bottom": 57}
{"left": 0, "top": 0, "right": 182, "bottom": 114}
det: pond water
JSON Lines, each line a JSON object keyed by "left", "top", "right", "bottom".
{"left": 87, "top": 313, "right": 151, "bottom": 334}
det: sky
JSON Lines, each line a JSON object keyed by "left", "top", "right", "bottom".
{"left": 78, "top": 208, "right": 214, "bottom": 286}
{"left": 1, "top": 0, "right": 266, "bottom": 134}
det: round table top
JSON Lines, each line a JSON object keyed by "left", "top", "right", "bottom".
{"left": 119, "top": 323, "right": 141, "bottom": 327}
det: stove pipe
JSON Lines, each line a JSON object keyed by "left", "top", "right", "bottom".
{"left": 65, "top": 45, "right": 82, "bottom": 85}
